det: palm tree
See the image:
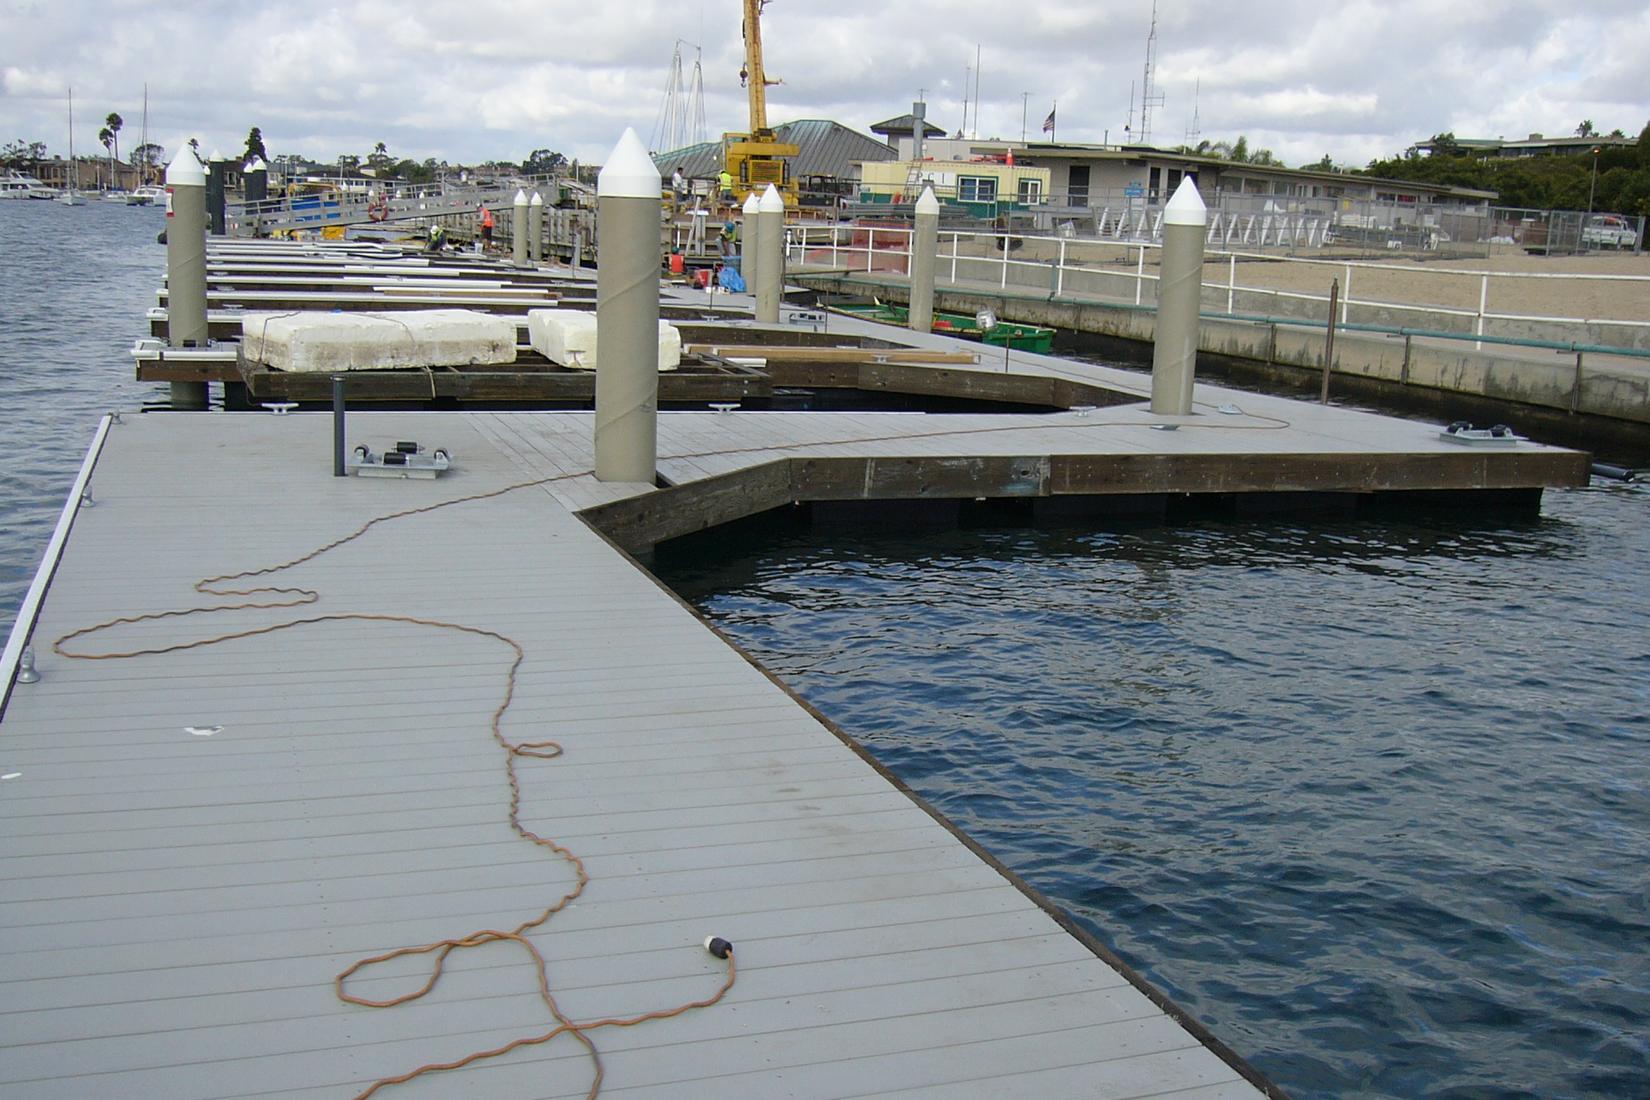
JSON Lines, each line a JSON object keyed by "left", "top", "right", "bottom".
{"left": 105, "top": 112, "right": 123, "bottom": 163}
{"left": 98, "top": 125, "right": 114, "bottom": 188}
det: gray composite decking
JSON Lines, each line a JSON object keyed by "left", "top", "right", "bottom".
{"left": 1, "top": 408, "right": 1278, "bottom": 1098}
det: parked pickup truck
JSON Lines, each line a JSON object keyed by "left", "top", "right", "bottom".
{"left": 1581, "top": 214, "right": 1638, "bottom": 250}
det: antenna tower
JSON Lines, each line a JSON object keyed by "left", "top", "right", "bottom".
{"left": 1138, "top": 1, "right": 1166, "bottom": 146}
{"left": 1185, "top": 78, "right": 1201, "bottom": 145}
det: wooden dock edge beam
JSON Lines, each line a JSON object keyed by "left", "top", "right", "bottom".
{"left": 579, "top": 449, "right": 1591, "bottom": 554}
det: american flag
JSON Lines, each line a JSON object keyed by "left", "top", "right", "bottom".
{"left": 1041, "top": 108, "right": 1056, "bottom": 134}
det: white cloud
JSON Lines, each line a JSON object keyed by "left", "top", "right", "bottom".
{"left": 0, "top": 0, "right": 1642, "bottom": 169}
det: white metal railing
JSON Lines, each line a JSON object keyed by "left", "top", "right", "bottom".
{"left": 784, "top": 223, "right": 1650, "bottom": 349}
{"left": 228, "top": 173, "right": 571, "bottom": 236}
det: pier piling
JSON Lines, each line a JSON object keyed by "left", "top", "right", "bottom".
{"left": 243, "top": 156, "right": 267, "bottom": 205}
{"left": 1150, "top": 177, "right": 1208, "bottom": 416}
{"left": 594, "top": 129, "right": 661, "bottom": 483}
{"left": 741, "top": 190, "right": 762, "bottom": 301}
{"left": 205, "top": 152, "right": 227, "bottom": 236}
{"left": 529, "top": 190, "right": 544, "bottom": 264}
{"left": 512, "top": 188, "right": 529, "bottom": 268}
{"left": 909, "top": 184, "right": 939, "bottom": 335}
{"left": 165, "top": 149, "right": 210, "bottom": 409}
{"left": 756, "top": 183, "right": 785, "bottom": 323}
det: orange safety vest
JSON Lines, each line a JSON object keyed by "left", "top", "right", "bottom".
{"left": 481, "top": 207, "right": 495, "bottom": 228}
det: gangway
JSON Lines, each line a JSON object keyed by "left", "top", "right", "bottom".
{"left": 227, "top": 175, "right": 586, "bottom": 237}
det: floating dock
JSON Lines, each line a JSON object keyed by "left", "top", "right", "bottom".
{"left": 2, "top": 238, "right": 1590, "bottom": 1098}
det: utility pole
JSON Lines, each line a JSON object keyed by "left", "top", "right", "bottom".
{"left": 1021, "top": 92, "right": 1031, "bottom": 143}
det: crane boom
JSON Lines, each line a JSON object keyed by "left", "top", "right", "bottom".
{"left": 744, "top": 0, "right": 770, "bottom": 133}
{"left": 724, "top": 0, "right": 798, "bottom": 207}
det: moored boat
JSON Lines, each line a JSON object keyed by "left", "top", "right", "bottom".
{"left": 1, "top": 169, "right": 57, "bottom": 199}
{"left": 828, "top": 299, "right": 1056, "bottom": 353}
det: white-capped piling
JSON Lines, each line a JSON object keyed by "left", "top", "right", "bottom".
{"left": 511, "top": 188, "right": 529, "bottom": 266}
{"left": 165, "top": 149, "right": 209, "bottom": 408}
{"left": 243, "top": 156, "right": 268, "bottom": 204}
{"left": 908, "top": 184, "right": 940, "bottom": 334}
{"left": 740, "top": 190, "right": 761, "bottom": 300}
{"left": 594, "top": 128, "right": 661, "bottom": 483}
{"left": 755, "top": 183, "right": 785, "bottom": 323}
{"left": 529, "top": 191, "right": 544, "bottom": 263}
{"left": 1150, "top": 177, "right": 1208, "bottom": 416}
{"left": 205, "top": 151, "right": 227, "bottom": 235}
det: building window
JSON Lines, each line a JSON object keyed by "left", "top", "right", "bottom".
{"left": 958, "top": 176, "right": 997, "bottom": 203}
{"left": 1016, "top": 177, "right": 1042, "bottom": 204}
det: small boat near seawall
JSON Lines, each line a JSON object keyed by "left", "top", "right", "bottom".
{"left": 828, "top": 299, "right": 1056, "bottom": 353}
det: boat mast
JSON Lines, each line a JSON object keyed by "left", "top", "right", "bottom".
{"left": 67, "top": 87, "right": 76, "bottom": 189}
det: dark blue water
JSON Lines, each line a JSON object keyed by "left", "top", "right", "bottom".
{"left": 659, "top": 494, "right": 1650, "bottom": 1099}
{"left": 4, "top": 195, "right": 1648, "bottom": 1099}
{"left": 0, "top": 198, "right": 167, "bottom": 637}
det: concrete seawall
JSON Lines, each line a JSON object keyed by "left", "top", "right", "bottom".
{"left": 791, "top": 271, "right": 1650, "bottom": 436}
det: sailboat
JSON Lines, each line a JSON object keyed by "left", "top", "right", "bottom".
{"left": 126, "top": 85, "right": 161, "bottom": 204}
{"left": 56, "top": 87, "right": 87, "bottom": 205}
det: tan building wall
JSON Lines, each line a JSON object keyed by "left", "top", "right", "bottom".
{"left": 860, "top": 159, "right": 1052, "bottom": 204}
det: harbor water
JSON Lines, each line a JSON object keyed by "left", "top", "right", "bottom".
{"left": 4, "top": 199, "right": 1649, "bottom": 1099}
{"left": 659, "top": 494, "right": 1650, "bottom": 1099}
{"left": 0, "top": 199, "right": 167, "bottom": 638}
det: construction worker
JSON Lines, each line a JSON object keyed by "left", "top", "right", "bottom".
{"left": 479, "top": 203, "right": 495, "bottom": 248}
{"left": 718, "top": 167, "right": 734, "bottom": 209}
{"left": 425, "top": 223, "right": 447, "bottom": 253}
{"left": 718, "top": 219, "right": 738, "bottom": 259}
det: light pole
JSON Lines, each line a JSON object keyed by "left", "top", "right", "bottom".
{"left": 1020, "top": 92, "right": 1031, "bottom": 143}
{"left": 1588, "top": 146, "right": 1600, "bottom": 213}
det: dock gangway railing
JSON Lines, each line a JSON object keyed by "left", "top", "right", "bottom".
{"left": 226, "top": 174, "right": 577, "bottom": 237}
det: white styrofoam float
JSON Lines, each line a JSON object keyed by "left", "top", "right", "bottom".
{"left": 526, "top": 309, "right": 681, "bottom": 372}
{"left": 239, "top": 309, "right": 517, "bottom": 373}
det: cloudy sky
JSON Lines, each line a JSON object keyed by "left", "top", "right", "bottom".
{"left": 2, "top": 0, "right": 1646, "bottom": 170}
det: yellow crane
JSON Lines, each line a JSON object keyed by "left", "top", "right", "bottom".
{"left": 722, "top": 0, "right": 799, "bottom": 206}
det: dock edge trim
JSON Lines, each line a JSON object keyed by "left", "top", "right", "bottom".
{"left": 1, "top": 413, "right": 114, "bottom": 719}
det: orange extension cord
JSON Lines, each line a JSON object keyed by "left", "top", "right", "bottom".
{"left": 52, "top": 470, "right": 739, "bottom": 1098}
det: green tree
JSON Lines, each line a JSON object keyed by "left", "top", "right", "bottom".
{"left": 521, "top": 148, "right": 568, "bottom": 175}
{"left": 1427, "top": 132, "right": 1464, "bottom": 157}
{"left": 1576, "top": 120, "right": 1595, "bottom": 137}
{"left": 366, "top": 141, "right": 392, "bottom": 175}
{"left": 130, "top": 141, "right": 164, "bottom": 169}
{"left": 1, "top": 138, "right": 47, "bottom": 168}
{"left": 1230, "top": 136, "right": 1249, "bottom": 163}
{"left": 243, "top": 126, "right": 268, "bottom": 164}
